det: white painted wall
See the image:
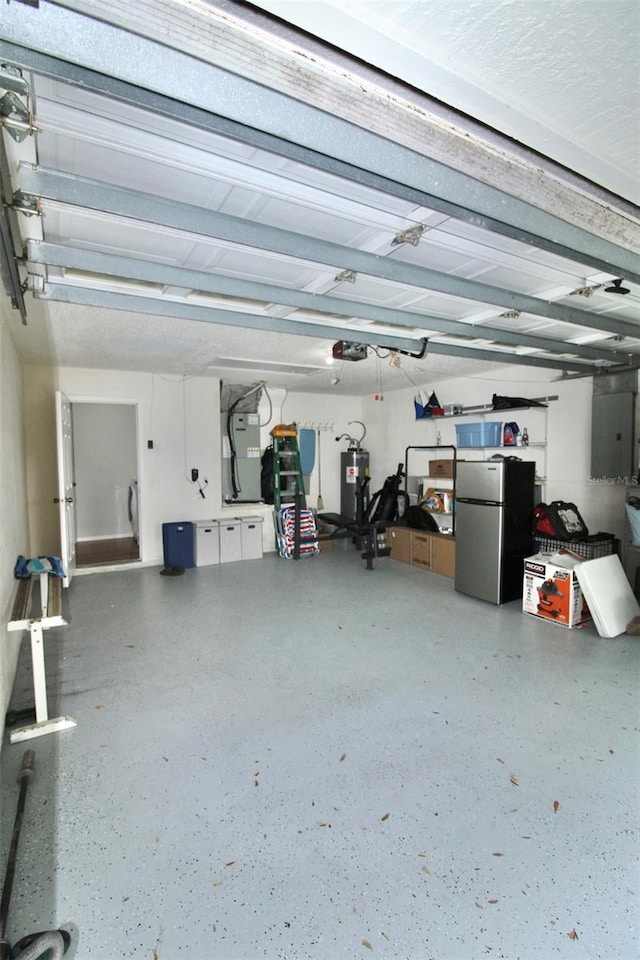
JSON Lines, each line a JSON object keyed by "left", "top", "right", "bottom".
{"left": 0, "top": 299, "right": 30, "bottom": 740}
{"left": 21, "top": 369, "right": 364, "bottom": 563}
{"left": 73, "top": 403, "right": 137, "bottom": 540}
{"left": 21, "top": 361, "right": 625, "bottom": 572}
{"left": 361, "top": 365, "right": 626, "bottom": 541}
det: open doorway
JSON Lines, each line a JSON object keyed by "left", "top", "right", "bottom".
{"left": 72, "top": 402, "right": 141, "bottom": 567}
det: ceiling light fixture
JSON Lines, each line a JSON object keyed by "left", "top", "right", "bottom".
{"left": 604, "top": 278, "right": 630, "bottom": 295}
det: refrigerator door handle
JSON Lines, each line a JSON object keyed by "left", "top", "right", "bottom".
{"left": 458, "top": 498, "right": 502, "bottom": 507}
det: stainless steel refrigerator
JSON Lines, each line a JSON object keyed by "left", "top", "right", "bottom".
{"left": 455, "top": 459, "right": 535, "bottom": 604}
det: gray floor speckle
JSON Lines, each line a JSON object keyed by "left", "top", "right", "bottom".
{"left": 1, "top": 549, "right": 638, "bottom": 960}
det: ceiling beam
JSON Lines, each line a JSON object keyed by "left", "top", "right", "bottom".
{"left": 2, "top": 39, "right": 637, "bottom": 287}
{"left": 36, "top": 283, "right": 600, "bottom": 374}
{"left": 28, "top": 241, "right": 636, "bottom": 366}
{"left": 35, "top": 283, "right": 421, "bottom": 352}
{"left": 2, "top": 2, "right": 638, "bottom": 280}
{"left": 21, "top": 166, "right": 640, "bottom": 340}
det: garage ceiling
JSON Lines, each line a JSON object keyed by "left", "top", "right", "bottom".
{"left": 1, "top": 0, "right": 639, "bottom": 395}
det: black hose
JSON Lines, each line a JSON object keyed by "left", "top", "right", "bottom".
{"left": 0, "top": 751, "right": 35, "bottom": 960}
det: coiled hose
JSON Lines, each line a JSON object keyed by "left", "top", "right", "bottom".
{"left": 11, "top": 931, "right": 64, "bottom": 960}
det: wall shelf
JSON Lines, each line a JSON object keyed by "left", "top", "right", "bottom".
{"left": 417, "top": 395, "right": 557, "bottom": 421}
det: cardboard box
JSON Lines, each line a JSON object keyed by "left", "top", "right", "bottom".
{"left": 389, "top": 526, "right": 412, "bottom": 564}
{"left": 523, "top": 553, "right": 590, "bottom": 628}
{"left": 431, "top": 534, "right": 455, "bottom": 578}
{"left": 411, "top": 531, "right": 432, "bottom": 570}
{"left": 429, "top": 459, "right": 455, "bottom": 479}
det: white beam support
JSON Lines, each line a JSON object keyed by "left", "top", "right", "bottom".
{"left": 21, "top": 167, "right": 639, "bottom": 338}
{"left": 2, "top": 1, "right": 638, "bottom": 277}
{"left": 27, "top": 241, "right": 637, "bottom": 366}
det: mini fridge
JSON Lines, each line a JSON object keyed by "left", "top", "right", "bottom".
{"left": 454, "top": 459, "right": 535, "bottom": 604}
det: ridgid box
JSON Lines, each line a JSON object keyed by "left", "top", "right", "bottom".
{"left": 523, "top": 553, "right": 590, "bottom": 629}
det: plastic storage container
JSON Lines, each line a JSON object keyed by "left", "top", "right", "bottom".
{"left": 219, "top": 519, "right": 242, "bottom": 563}
{"left": 455, "top": 421, "right": 503, "bottom": 447}
{"left": 162, "top": 521, "right": 195, "bottom": 569}
{"left": 195, "top": 520, "right": 220, "bottom": 566}
{"left": 240, "top": 516, "right": 263, "bottom": 560}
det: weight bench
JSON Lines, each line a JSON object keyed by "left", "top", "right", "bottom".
{"left": 317, "top": 512, "right": 395, "bottom": 570}
{"left": 7, "top": 572, "right": 76, "bottom": 743}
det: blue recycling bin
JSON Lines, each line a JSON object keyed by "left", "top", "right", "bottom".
{"left": 162, "top": 521, "right": 195, "bottom": 569}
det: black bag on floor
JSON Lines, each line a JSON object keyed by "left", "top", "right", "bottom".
{"left": 534, "top": 501, "right": 589, "bottom": 541}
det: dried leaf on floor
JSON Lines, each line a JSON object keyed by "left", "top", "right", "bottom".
{"left": 213, "top": 881, "right": 224, "bottom": 888}
{"left": 362, "top": 940, "right": 373, "bottom": 950}
{"left": 488, "top": 899, "right": 499, "bottom": 904}
{"left": 340, "top": 753, "right": 347, "bottom": 761}
{"left": 421, "top": 865, "right": 431, "bottom": 875}
{"left": 122, "top": 896, "right": 129, "bottom": 903}
{"left": 225, "top": 861, "right": 235, "bottom": 867}
{"left": 212, "top": 924, "right": 217, "bottom": 933}
{"left": 510, "top": 774, "right": 519, "bottom": 786}
{"left": 381, "top": 813, "right": 390, "bottom": 821}
{"left": 491, "top": 852, "right": 504, "bottom": 857}
{"left": 567, "top": 928, "right": 579, "bottom": 940}
{"left": 254, "top": 779, "right": 259, "bottom": 787}
{"left": 381, "top": 932, "right": 390, "bottom": 941}
{"left": 95, "top": 704, "right": 105, "bottom": 710}
{"left": 496, "top": 757, "right": 505, "bottom": 764}
{"left": 553, "top": 800, "right": 560, "bottom": 813}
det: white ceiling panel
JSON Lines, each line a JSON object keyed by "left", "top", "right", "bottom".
{"left": 1, "top": 0, "right": 638, "bottom": 394}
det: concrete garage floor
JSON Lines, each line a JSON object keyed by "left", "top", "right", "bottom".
{"left": 1, "top": 547, "right": 638, "bottom": 960}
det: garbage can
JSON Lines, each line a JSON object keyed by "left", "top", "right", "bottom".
{"left": 162, "top": 521, "right": 195, "bottom": 569}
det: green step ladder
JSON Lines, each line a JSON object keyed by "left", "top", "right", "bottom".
{"left": 272, "top": 434, "right": 307, "bottom": 510}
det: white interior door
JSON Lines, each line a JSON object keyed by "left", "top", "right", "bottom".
{"left": 55, "top": 390, "right": 76, "bottom": 586}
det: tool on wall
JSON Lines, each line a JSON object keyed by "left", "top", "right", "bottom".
{"left": 316, "top": 429, "right": 324, "bottom": 510}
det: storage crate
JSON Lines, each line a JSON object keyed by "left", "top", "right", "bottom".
{"left": 195, "top": 520, "right": 220, "bottom": 566}
{"left": 455, "top": 421, "right": 503, "bottom": 447}
{"left": 533, "top": 534, "right": 618, "bottom": 560}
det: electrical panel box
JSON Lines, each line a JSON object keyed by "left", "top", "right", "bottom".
{"left": 221, "top": 412, "right": 262, "bottom": 502}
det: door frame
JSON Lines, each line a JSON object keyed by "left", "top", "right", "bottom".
{"left": 64, "top": 395, "right": 143, "bottom": 566}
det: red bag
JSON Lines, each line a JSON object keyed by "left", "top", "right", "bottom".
{"left": 533, "top": 502, "right": 589, "bottom": 541}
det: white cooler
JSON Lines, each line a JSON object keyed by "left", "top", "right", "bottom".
{"left": 219, "top": 519, "right": 243, "bottom": 563}
{"left": 195, "top": 520, "right": 220, "bottom": 566}
{"left": 240, "top": 516, "right": 264, "bottom": 560}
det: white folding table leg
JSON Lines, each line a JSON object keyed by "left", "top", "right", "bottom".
{"left": 9, "top": 620, "right": 77, "bottom": 744}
